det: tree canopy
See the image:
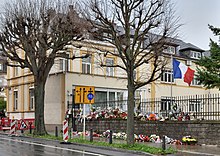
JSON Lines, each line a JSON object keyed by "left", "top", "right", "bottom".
{"left": 196, "top": 25, "right": 220, "bottom": 89}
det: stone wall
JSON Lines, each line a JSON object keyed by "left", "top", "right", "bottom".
{"left": 76, "top": 119, "right": 220, "bottom": 145}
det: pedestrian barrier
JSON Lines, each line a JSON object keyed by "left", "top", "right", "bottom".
{"left": 63, "top": 120, "right": 68, "bottom": 142}
{"left": 9, "top": 120, "right": 16, "bottom": 136}
{"left": 0, "top": 118, "right": 35, "bottom": 131}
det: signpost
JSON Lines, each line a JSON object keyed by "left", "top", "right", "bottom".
{"left": 74, "top": 86, "right": 95, "bottom": 139}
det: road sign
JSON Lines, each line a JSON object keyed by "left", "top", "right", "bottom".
{"left": 87, "top": 93, "right": 94, "bottom": 100}
{"left": 19, "top": 120, "right": 28, "bottom": 130}
{"left": 75, "top": 86, "right": 95, "bottom": 104}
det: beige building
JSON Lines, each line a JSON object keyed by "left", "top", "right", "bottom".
{"left": 6, "top": 39, "right": 219, "bottom": 128}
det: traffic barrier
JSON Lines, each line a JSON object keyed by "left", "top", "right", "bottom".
{"left": 9, "top": 120, "right": 16, "bottom": 136}
{"left": 0, "top": 117, "right": 10, "bottom": 131}
{"left": 63, "top": 120, "right": 68, "bottom": 142}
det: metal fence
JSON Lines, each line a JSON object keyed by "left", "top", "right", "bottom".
{"left": 91, "top": 94, "right": 220, "bottom": 120}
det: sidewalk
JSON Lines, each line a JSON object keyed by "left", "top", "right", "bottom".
{"left": 88, "top": 136, "right": 220, "bottom": 156}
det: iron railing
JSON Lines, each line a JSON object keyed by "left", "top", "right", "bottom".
{"left": 89, "top": 94, "right": 220, "bottom": 120}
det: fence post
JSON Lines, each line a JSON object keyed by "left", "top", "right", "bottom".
{"left": 162, "top": 135, "right": 166, "bottom": 150}
{"left": 109, "top": 130, "right": 113, "bottom": 144}
{"left": 29, "top": 122, "right": 32, "bottom": 134}
{"left": 90, "top": 128, "right": 93, "bottom": 142}
{"left": 55, "top": 126, "right": 58, "bottom": 137}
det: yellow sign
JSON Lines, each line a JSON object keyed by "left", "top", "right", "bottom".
{"left": 75, "top": 86, "right": 95, "bottom": 104}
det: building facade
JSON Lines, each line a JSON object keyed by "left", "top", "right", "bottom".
{"left": 6, "top": 39, "right": 219, "bottom": 129}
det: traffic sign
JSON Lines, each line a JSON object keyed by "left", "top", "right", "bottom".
{"left": 87, "top": 93, "right": 94, "bottom": 100}
{"left": 75, "top": 86, "right": 95, "bottom": 104}
{"left": 19, "top": 120, "right": 28, "bottom": 130}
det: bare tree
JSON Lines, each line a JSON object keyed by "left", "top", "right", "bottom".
{"left": 0, "top": 0, "right": 90, "bottom": 135}
{"left": 83, "top": 0, "right": 180, "bottom": 145}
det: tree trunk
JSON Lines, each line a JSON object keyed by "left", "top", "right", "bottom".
{"left": 126, "top": 66, "right": 135, "bottom": 145}
{"left": 33, "top": 78, "right": 47, "bottom": 135}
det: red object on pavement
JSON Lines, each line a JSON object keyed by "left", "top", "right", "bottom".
{"left": 63, "top": 120, "right": 68, "bottom": 142}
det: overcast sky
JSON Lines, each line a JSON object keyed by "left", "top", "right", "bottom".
{"left": 171, "top": 0, "right": 220, "bottom": 50}
{"left": 0, "top": 0, "right": 219, "bottom": 50}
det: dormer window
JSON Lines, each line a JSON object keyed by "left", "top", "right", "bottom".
{"left": 163, "top": 46, "right": 175, "bottom": 54}
{"left": 191, "top": 51, "right": 201, "bottom": 59}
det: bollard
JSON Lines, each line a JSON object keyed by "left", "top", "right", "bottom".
{"left": 109, "top": 130, "right": 113, "bottom": 144}
{"left": 162, "top": 135, "right": 166, "bottom": 150}
{"left": 29, "top": 122, "right": 32, "bottom": 134}
{"left": 63, "top": 120, "right": 69, "bottom": 142}
{"left": 90, "top": 129, "right": 93, "bottom": 142}
{"left": 55, "top": 126, "right": 58, "bottom": 137}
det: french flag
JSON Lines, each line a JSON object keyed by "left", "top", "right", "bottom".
{"left": 173, "top": 58, "right": 195, "bottom": 86}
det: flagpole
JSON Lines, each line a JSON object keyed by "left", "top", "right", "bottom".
{"left": 171, "top": 54, "right": 173, "bottom": 105}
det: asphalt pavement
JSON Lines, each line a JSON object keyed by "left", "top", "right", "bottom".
{"left": 1, "top": 131, "right": 220, "bottom": 156}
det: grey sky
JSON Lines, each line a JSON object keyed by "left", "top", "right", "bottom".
{"left": 171, "top": 0, "right": 220, "bottom": 50}
{"left": 0, "top": 0, "right": 219, "bottom": 50}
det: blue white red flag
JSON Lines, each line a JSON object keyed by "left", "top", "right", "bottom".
{"left": 173, "top": 58, "right": 195, "bottom": 85}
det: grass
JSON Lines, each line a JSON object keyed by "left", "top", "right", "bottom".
{"left": 29, "top": 134, "right": 176, "bottom": 155}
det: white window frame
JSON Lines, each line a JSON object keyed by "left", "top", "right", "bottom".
{"left": 191, "top": 51, "right": 201, "bottom": 59}
{"left": 191, "top": 75, "right": 201, "bottom": 86}
{"left": 163, "top": 46, "right": 175, "bottom": 54}
{"left": 106, "top": 58, "right": 114, "bottom": 76}
{"left": 0, "top": 63, "right": 2, "bottom": 71}
{"left": 161, "top": 70, "right": 174, "bottom": 83}
{"left": 14, "top": 65, "right": 19, "bottom": 77}
{"left": 82, "top": 56, "right": 91, "bottom": 74}
{"left": 29, "top": 88, "right": 35, "bottom": 110}
{"left": 14, "top": 90, "right": 18, "bottom": 111}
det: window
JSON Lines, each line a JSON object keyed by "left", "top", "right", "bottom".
{"left": 163, "top": 46, "right": 175, "bottom": 54}
{"left": 161, "top": 70, "right": 174, "bottom": 83}
{"left": 94, "top": 91, "right": 125, "bottom": 109}
{"left": 95, "top": 91, "right": 107, "bottom": 102}
{"left": 59, "top": 59, "right": 64, "bottom": 71}
{"left": 109, "top": 92, "right": 115, "bottom": 108}
{"left": 192, "top": 51, "right": 201, "bottom": 59}
{"left": 59, "top": 58, "right": 69, "bottom": 71}
{"left": 106, "top": 58, "right": 114, "bottom": 76}
{"left": 14, "top": 90, "right": 18, "bottom": 111}
{"left": 191, "top": 76, "right": 201, "bottom": 86}
{"left": 0, "top": 63, "right": 2, "bottom": 71}
{"left": 82, "top": 56, "right": 91, "bottom": 74}
{"left": 29, "top": 88, "right": 34, "bottom": 110}
{"left": 117, "top": 92, "right": 124, "bottom": 101}
{"left": 14, "top": 67, "right": 19, "bottom": 77}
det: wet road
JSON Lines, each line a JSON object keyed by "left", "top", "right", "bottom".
{"left": 0, "top": 137, "right": 104, "bottom": 156}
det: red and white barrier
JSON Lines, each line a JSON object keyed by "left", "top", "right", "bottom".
{"left": 63, "top": 120, "right": 68, "bottom": 142}
{"left": 9, "top": 120, "right": 16, "bottom": 135}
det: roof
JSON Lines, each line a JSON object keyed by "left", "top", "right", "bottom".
{"left": 175, "top": 40, "right": 205, "bottom": 52}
